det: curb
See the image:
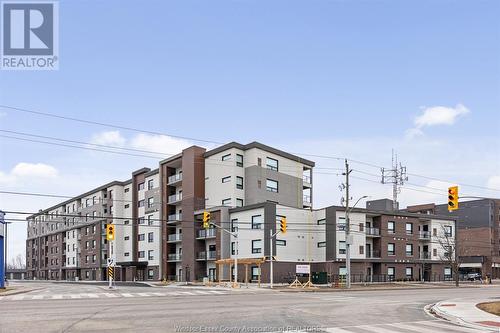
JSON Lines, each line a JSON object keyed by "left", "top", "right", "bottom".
{"left": 0, "top": 287, "right": 43, "bottom": 297}
{"left": 428, "top": 302, "right": 499, "bottom": 332}
{"left": 275, "top": 284, "right": 480, "bottom": 293}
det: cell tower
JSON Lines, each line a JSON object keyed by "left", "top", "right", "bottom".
{"left": 381, "top": 150, "right": 408, "bottom": 211}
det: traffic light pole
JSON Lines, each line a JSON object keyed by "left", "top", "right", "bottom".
{"left": 344, "top": 159, "right": 352, "bottom": 289}
{"left": 269, "top": 229, "right": 280, "bottom": 289}
{"left": 208, "top": 220, "right": 239, "bottom": 287}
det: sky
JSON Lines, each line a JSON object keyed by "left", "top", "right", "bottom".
{"left": 0, "top": 0, "right": 499, "bottom": 263}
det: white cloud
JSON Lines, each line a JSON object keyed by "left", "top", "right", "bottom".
{"left": 406, "top": 104, "right": 470, "bottom": 138}
{"left": 90, "top": 130, "right": 126, "bottom": 146}
{"left": 0, "top": 162, "right": 58, "bottom": 185}
{"left": 487, "top": 176, "right": 500, "bottom": 190}
{"left": 130, "top": 134, "right": 192, "bottom": 155}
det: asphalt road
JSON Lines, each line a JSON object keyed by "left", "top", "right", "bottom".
{"left": 0, "top": 282, "right": 497, "bottom": 333}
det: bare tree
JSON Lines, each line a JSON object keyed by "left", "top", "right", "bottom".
{"left": 7, "top": 254, "right": 26, "bottom": 270}
{"left": 436, "top": 224, "right": 460, "bottom": 287}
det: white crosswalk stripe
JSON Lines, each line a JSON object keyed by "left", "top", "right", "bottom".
{"left": 0, "top": 289, "right": 230, "bottom": 301}
{"left": 321, "top": 320, "right": 485, "bottom": 333}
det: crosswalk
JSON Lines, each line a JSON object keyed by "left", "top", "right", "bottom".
{"left": 269, "top": 320, "right": 485, "bottom": 333}
{"left": 0, "top": 289, "right": 229, "bottom": 302}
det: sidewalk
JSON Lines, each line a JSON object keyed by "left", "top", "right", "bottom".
{"left": 0, "top": 286, "right": 42, "bottom": 296}
{"left": 431, "top": 299, "right": 500, "bottom": 332}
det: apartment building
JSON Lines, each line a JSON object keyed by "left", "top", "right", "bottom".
{"left": 26, "top": 142, "right": 314, "bottom": 282}
{"left": 407, "top": 199, "right": 500, "bottom": 278}
{"left": 199, "top": 199, "right": 456, "bottom": 283}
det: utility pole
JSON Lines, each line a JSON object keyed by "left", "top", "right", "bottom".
{"left": 344, "top": 159, "right": 352, "bottom": 289}
{"left": 381, "top": 150, "right": 408, "bottom": 211}
{"left": 269, "top": 229, "right": 281, "bottom": 289}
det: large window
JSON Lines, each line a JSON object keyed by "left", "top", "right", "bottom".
{"left": 236, "top": 176, "right": 244, "bottom": 189}
{"left": 339, "top": 241, "right": 346, "bottom": 254}
{"left": 317, "top": 219, "right": 326, "bottom": 225}
{"left": 236, "top": 154, "right": 243, "bottom": 167}
{"left": 148, "top": 250, "right": 154, "bottom": 260}
{"left": 147, "top": 197, "right": 154, "bottom": 208}
{"left": 222, "top": 154, "right": 231, "bottom": 161}
{"left": 138, "top": 251, "right": 145, "bottom": 258}
{"left": 138, "top": 234, "right": 145, "bottom": 241}
{"left": 138, "top": 200, "right": 145, "bottom": 207}
{"left": 266, "top": 157, "right": 279, "bottom": 171}
{"left": 222, "top": 176, "right": 231, "bottom": 183}
{"left": 406, "top": 244, "right": 413, "bottom": 256}
{"left": 148, "top": 232, "right": 154, "bottom": 243}
{"left": 231, "top": 218, "right": 238, "bottom": 232}
{"left": 252, "top": 215, "right": 262, "bottom": 229}
{"left": 388, "top": 243, "right": 395, "bottom": 256}
{"left": 222, "top": 198, "right": 231, "bottom": 206}
{"left": 266, "top": 179, "right": 278, "bottom": 193}
{"left": 252, "top": 240, "right": 262, "bottom": 254}
{"left": 338, "top": 217, "right": 346, "bottom": 230}
{"left": 148, "top": 179, "right": 154, "bottom": 190}
{"left": 231, "top": 242, "right": 236, "bottom": 255}
{"left": 406, "top": 222, "right": 413, "bottom": 235}
{"left": 236, "top": 198, "right": 243, "bottom": 207}
{"left": 317, "top": 242, "right": 326, "bottom": 248}
{"left": 388, "top": 221, "right": 395, "bottom": 234}
{"left": 138, "top": 182, "right": 145, "bottom": 191}
{"left": 387, "top": 267, "right": 395, "bottom": 280}
{"left": 405, "top": 267, "right": 413, "bottom": 279}
{"left": 445, "top": 225, "right": 453, "bottom": 237}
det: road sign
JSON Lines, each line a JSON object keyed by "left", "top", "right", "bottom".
{"left": 296, "top": 264, "right": 310, "bottom": 274}
{"left": 106, "top": 258, "right": 115, "bottom": 267}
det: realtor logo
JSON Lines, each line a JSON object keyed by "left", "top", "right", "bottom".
{"left": 1, "top": 1, "right": 59, "bottom": 70}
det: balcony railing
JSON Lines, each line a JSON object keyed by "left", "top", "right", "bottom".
{"left": 168, "top": 173, "right": 182, "bottom": 184}
{"left": 419, "top": 231, "right": 431, "bottom": 240}
{"left": 168, "top": 194, "right": 182, "bottom": 204}
{"left": 197, "top": 228, "right": 216, "bottom": 238}
{"left": 365, "top": 227, "right": 380, "bottom": 236}
{"left": 168, "top": 213, "right": 182, "bottom": 222}
{"left": 167, "top": 253, "right": 182, "bottom": 261}
{"left": 420, "top": 252, "right": 431, "bottom": 259}
{"left": 303, "top": 195, "right": 311, "bottom": 205}
{"left": 197, "top": 251, "right": 217, "bottom": 260}
{"left": 167, "top": 233, "right": 182, "bottom": 242}
{"left": 366, "top": 250, "right": 381, "bottom": 258}
{"left": 303, "top": 174, "right": 311, "bottom": 184}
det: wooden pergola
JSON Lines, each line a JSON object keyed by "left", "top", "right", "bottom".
{"left": 215, "top": 258, "right": 265, "bottom": 287}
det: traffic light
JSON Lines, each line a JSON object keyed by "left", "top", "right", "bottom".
{"left": 280, "top": 217, "right": 287, "bottom": 234}
{"left": 448, "top": 186, "right": 459, "bottom": 211}
{"left": 106, "top": 224, "right": 115, "bottom": 241}
{"left": 202, "top": 211, "right": 211, "bottom": 229}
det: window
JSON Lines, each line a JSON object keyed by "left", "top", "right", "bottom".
{"left": 433, "top": 248, "right": 438, "bottom": 257}
{"left": 317, "top": 219, "right": 326, "bottom": 225}
{"left": 339, "top": 241, "right": 346, "bottom": 254}
{"left": 92, "top": 225, "right": 96, "bottom": 234}
{"left": 236, "top": 154, "right": 243, "bottom": 167}
{"left": 433, "top": 228, "right": 437, "bottom": 236}
{"left": 148, "top": 232, "right": 154, "bottom": 243}
{"left": 359, "top": 223, "right": 364, "bottom": 232}
{"left": 222, "top": 176, "right": 231, "bottom": 183}
{"left": 85, "top": 241, "right": 89, "bottom": 249}
{"left": 148, "top": 269, "right": 154, "bottom": 279}
{"left": 148, "top": 250, "right": 154, "bottom": 260}
{"left": 406, "top": 267, "right": 413, "bottom": 278}
{"left": 148, "top": 215, "right": 154, "bottom": 226}
{"left": 266, "top": 179, "right": 278, "bottom": 193}
{"left": 387, "top": 267, "right": 395, "bottom": 280}
{"left": 85, "top": 271, "right": 89, "bottom": 278}
{"left": 138, "top": 182, "right": 145, "bottom": 191}
{"left": 231, "top": 219, "right": 238, "bottom": 232}
{"left": 388, "top": 243, "right": 395, "bottom": 256}
{"left": 317, "top": 241, "right": 326, "bottom": 248}
{"left": 86, "top": 198, "right": 90, "bottom": 207}
{"left": 124, "top": 236, "right": 130, "bottom": 240}
{"left": 444, "top": 267, "right": 452, "bottom": 279}
{"left": 236, "top": 176, "right": 243, "bottom": 189}
{"left": 147, "top": 197, "right": 154, "bottom": 208}
{"left": 138, "top": 234, "right": 145, "bottom": 241}
{"left": 231, "top": 242, "right": 236, "bottom": 255}
{"left": 124, "top": 220, "right": 130, "bottom": 225}
{"left": 124, "top": 187, "right": 130, "bottom": 193}
{"left": 139, "top": 217, "right": 145, "bottom": 225}
{"left": 251, "top": 215, "right": 262, "bottom": 229}
{"left": 222, "top": 198, "right": 231, "bottom": 206}
{"left": 252, "top": 240, "right": 262, "bottom": 254}
{"left": 125, "top": 204, "right": 130, "bottom": 209}
{"left": 124, "top": 252, "right": 130, "bottom": 257}
{"left": 266, "top": 157, "right": 278, "bottom": 171}
{"left": 406, "top": 244, "right": 413, "bottom": 256}
{"left": 138, "top": 251, "right": 145, "bottom": 258}
{"left": 148, "top": 179, "right": 154, "bottom": 190}
{"left": 339, "top": 267, "right": 347, "bottom": 276}
{"left": 444, "top": 226, "right": 453, "bottom": 237}
{"left": 276, "top": 240, "right": 287, "bottom": 246}
{"left": 92, "top": 240, "right": 96, "bottom": 249}
{"left": 338, "top": 217, "right": 346, "bottom": 230}
{"left": 138, "top": 200, "right": 145, "bottom": 207}
{"left": 221, "top": 154, "right": 231, "bottom": 161}
{"left": 406, "top": 223, "right": 413, "bottom": 235}
{"left": 236, "top": 198, "right": 244, "bottom": 207}
{"left": 85, "top": 255, "right": 89, "bottom": 263}
{"left": 92, "top": 255, "right": 96, "bottom": 263}
{"left": 359, "top": 245, "right": 364, "bottom": 255}
{"left": 388, "top": 221, "right": 395, "bottom": 234}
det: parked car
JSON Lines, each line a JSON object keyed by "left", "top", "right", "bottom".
{"left": 467, "top": 273, "right": 481, "bottom": 281}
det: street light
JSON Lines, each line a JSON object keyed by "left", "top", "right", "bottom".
{"left": 345, "top": 195, "right": 369, "bottom": 289}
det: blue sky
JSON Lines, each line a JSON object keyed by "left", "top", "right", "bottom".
{"left": 0, "top": 0, "right": 499, "bottom": 261}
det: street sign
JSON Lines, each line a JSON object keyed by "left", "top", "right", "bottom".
{"left": 106, "top": 258, "right": 115, "bottom": 267}
{"left": 296, "top": 264, "right": 310, "bottom": 274}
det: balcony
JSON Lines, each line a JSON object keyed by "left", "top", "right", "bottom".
{"left": 303, "top": 195, "right": 312, "bottom": 207}
{"left": 197, "top": 228, "right": 216, "bottom": 239}
{"left": 420, "top": 252, "right": 431, "bottom": 259}
{"left": 168, "top": 173, "right": 182, "bottom": 185}
{"left": 303, "top": 174, "right": 312, "bottom": 188}
{"left": 167, "top": 253, "right": 182, "bottom": 262}
{"left": 167, "top": 213, "right": 182, "bottom": 224}
{"left": 196, "top": 251, "right": 217, "bottom": 260}
{"left": 168, "top": 193, "right": 182, "bottom": 205}
{"left": 419, "top": 231, "right": 431, "bottom": 240}
{"left": 167, "top": 233, "right": 182, "bottom": 243}
{"left": 365, "top": 227, "right": 380, "bottom": 237}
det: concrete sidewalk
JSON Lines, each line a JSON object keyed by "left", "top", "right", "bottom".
{"left": 431, "top": 299, "right": 500, "bottom": 332}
